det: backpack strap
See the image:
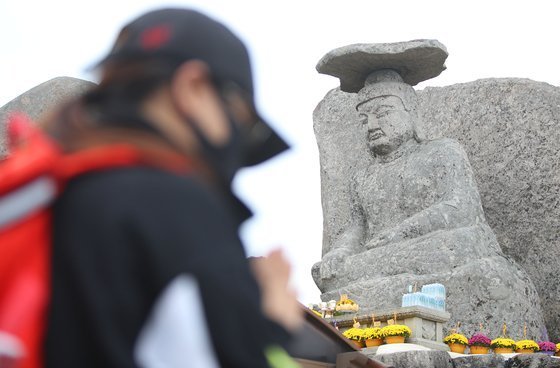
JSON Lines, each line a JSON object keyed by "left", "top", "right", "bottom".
{"left": 0, "top": 115, "right": 59, "bottom": 194}
{"left": 54, "top": 143, "right": 192, "bottom": 184}
{"left": 3, "top": 113, "right": 193, "bottom": 190}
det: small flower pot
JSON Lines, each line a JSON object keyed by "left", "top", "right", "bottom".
{"left": 448, "top": 343, "right": 466, "bottom": 354}
{"left": 516, "top": 349, "right": 534, "bottom": 354}
{"left": 541, "top": 351, "right": 555, "bottom": 356}
{"left": 555, "top": 351, "right": 560, "bottom": 357}
{"left": 353, "top": 340, "right": 365, "bottom": 349}
{"left": 470, "top": 346, "right": 489, "bottom": 354}
{"left": 493, "top": 347, "right": 514, "bottom": 354}
{"left": 365, "top": 338, "right": 383, "bottom": 347}
{"left": 385, "top": 336, "right": 405, "bottom": 344}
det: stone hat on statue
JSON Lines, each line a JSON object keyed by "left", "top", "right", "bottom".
{"left": 316, "top": 39, "right": 448, "bottom": 92}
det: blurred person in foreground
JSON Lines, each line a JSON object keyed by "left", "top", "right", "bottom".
{"left": 41, "top": 8, "right": 302, "bottom": 368}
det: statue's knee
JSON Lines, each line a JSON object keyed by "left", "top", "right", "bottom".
{"left": 311, "top": 261, "right": 323, "bottom": 288}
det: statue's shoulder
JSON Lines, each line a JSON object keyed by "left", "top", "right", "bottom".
{"left": 417, "top": 138, "right": 469, "bottom": 164}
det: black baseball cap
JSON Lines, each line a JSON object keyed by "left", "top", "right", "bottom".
{"left": 95, "top": 8, "right": 289, "bottom": 166}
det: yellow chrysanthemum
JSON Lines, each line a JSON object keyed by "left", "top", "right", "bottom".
{"left": 363, "top": 327, "right": 382, "bottom": 339}
{"left": 380, "top": 325, "right": 412, "bottom": 338}
{"left": 342, "top": 328, "right": 366, "bottom": 341}
{"left": 443, "top": 333, "right": 468, "bottom": 345}
{"left": 490, "top": 338, "right": 516, "bottom": 348}
{"left": 515, "top": 340, "right": 539, "bottom": 351}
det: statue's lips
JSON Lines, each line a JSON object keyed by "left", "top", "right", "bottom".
{"left": 368, "top": 129, "right": 384, "bottom": 140}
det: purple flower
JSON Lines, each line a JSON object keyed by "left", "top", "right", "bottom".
{"left": 468, "top": 333, "right": 492, "bottom": 346}
{"left": 538, "top": 341, "right": 556, "bottom": 352}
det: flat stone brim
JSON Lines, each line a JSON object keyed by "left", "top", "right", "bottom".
{"left": 316, "top": 39, "right": 448, "bottom": 92}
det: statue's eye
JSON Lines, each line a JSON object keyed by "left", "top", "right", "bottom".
{"left": 376, "top": 110, "right": 390, "bottom": 118}
{"left": 359, "top": 114, "right": 368, "bottom": 125}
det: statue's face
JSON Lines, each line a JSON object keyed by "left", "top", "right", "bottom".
{"left": 357, "top": 95, "right": 414, "bottom": 156}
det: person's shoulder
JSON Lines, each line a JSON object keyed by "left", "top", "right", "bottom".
{"left": 72, "top": 166, "right": 201, "bottom": 191}
{"left": 60, "top": 167, "right": 222, "bottom": 214}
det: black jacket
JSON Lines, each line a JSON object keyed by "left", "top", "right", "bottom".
{"left": 45, "top": 166, "right": 289, "bottom": 367}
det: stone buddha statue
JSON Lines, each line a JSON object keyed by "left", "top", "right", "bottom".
{"left": 311, "top": 40, "right": 546, "bottom": 337}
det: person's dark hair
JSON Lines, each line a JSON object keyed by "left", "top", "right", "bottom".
{"left": 43, "top": 58, "right": 182, "bottom": 152}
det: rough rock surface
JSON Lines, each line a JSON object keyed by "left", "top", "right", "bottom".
{"left": 312, "top": 88, "right": 362, "bottom": 257}
{"left": 504, "top": 354, "right": 560, "bottom": 368}
{"left": 416, "top": 78, "right": 560, "bottom": 340}
{"left": 452, "top": 354, "right": 506, "bottom": 368}
{"left": 316, "top": 39, "right": 448, "bottom": 92}
{"left": 312, "top": 83, "right": 546, "bottom": 338}
{"left": 374, "top": 350, "right": 453, "bottom": 368}
{"left": 369, "top": 351, "right": 559, "bottom": 368}
{"left": 0, "top": 76, "right": 94, "bottom": 155}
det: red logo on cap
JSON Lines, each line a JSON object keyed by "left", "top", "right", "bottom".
{"left": 140, "top": 25, "right": 171, "bottom": 50}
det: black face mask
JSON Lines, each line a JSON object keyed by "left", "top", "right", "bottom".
{"left": 181, "top": 89, "right": 289, "bottom": 186}
{"left": 184, "top": 109, "right": 244, "bottom": 186}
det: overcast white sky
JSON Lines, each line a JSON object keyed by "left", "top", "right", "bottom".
{"left": 1, "top": 0, "right": 559, "bottom": 304}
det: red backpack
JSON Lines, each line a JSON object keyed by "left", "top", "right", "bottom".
{"left": 0, "top": 114, "right": 189, "bottom": 368}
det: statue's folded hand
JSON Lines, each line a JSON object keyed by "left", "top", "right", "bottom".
{"left": 319, "top": 247, "right": 352, "bottom": 280}
{"left": 366, "top": 229, "right": 402, "bottom": 249}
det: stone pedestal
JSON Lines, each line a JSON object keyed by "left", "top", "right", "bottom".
{"left": 331, "top": 306, "right": 450, "bottom": 352}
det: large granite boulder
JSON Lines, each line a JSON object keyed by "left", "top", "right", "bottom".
{"left": 452, "top": 354, "right": 506, "bottom": 368}
{"left": 374, "top": 350, "right": 453, "bottom": 368}
{"left": 416, "top": 79, "right": 560, "bottom": 340}
{"left": 504, "top": 354, "right": 560, "bottom": 368}
{"left": 370, "top": 351, "right": 559, "bottom": 368}
{"left": 0, "top": 76, "right": 94, "bottom": 155}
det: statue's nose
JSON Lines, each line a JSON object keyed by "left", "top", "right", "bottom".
{"left": 367, "top": 115, "right": 380, "bottom": 131}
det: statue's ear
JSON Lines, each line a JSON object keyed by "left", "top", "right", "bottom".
{"left": 412, "top": 115, "right": 425, "bottom": 143}
{"left": 413, "top": 129, "right": 422, "bottom": 143}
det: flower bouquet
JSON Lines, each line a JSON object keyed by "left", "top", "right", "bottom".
{"left": 537, "top": 341, "right": 556, "bottom": 356}
{"left": 515, "top": 339, "right": 539, "bottom": 354}
{"left": 443, "top": 333, "right": 468, "bottom": 353}
{"left": 468, "top": 333, "right": 491, "bottom": 354}
{"left": 335, "top": 296, "right": 359, "bottom": 314}
{"left": 491, "top": 338, "right": 516, "bottom": 354}
{"left": 363, "top": 327, "right": 383, "bottom": 347}
{"left": 381, "top": 325, "right": 411, "bottom": 344}
{"left": 342, "top": 328, "right": 366, "bottom": 348}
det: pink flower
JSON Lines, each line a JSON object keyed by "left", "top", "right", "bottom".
{"left": 538, "top": 341, "right": 556, "bottom": 352}
{"left": 468, "top": 333, "right": 492, "bottom": 346}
